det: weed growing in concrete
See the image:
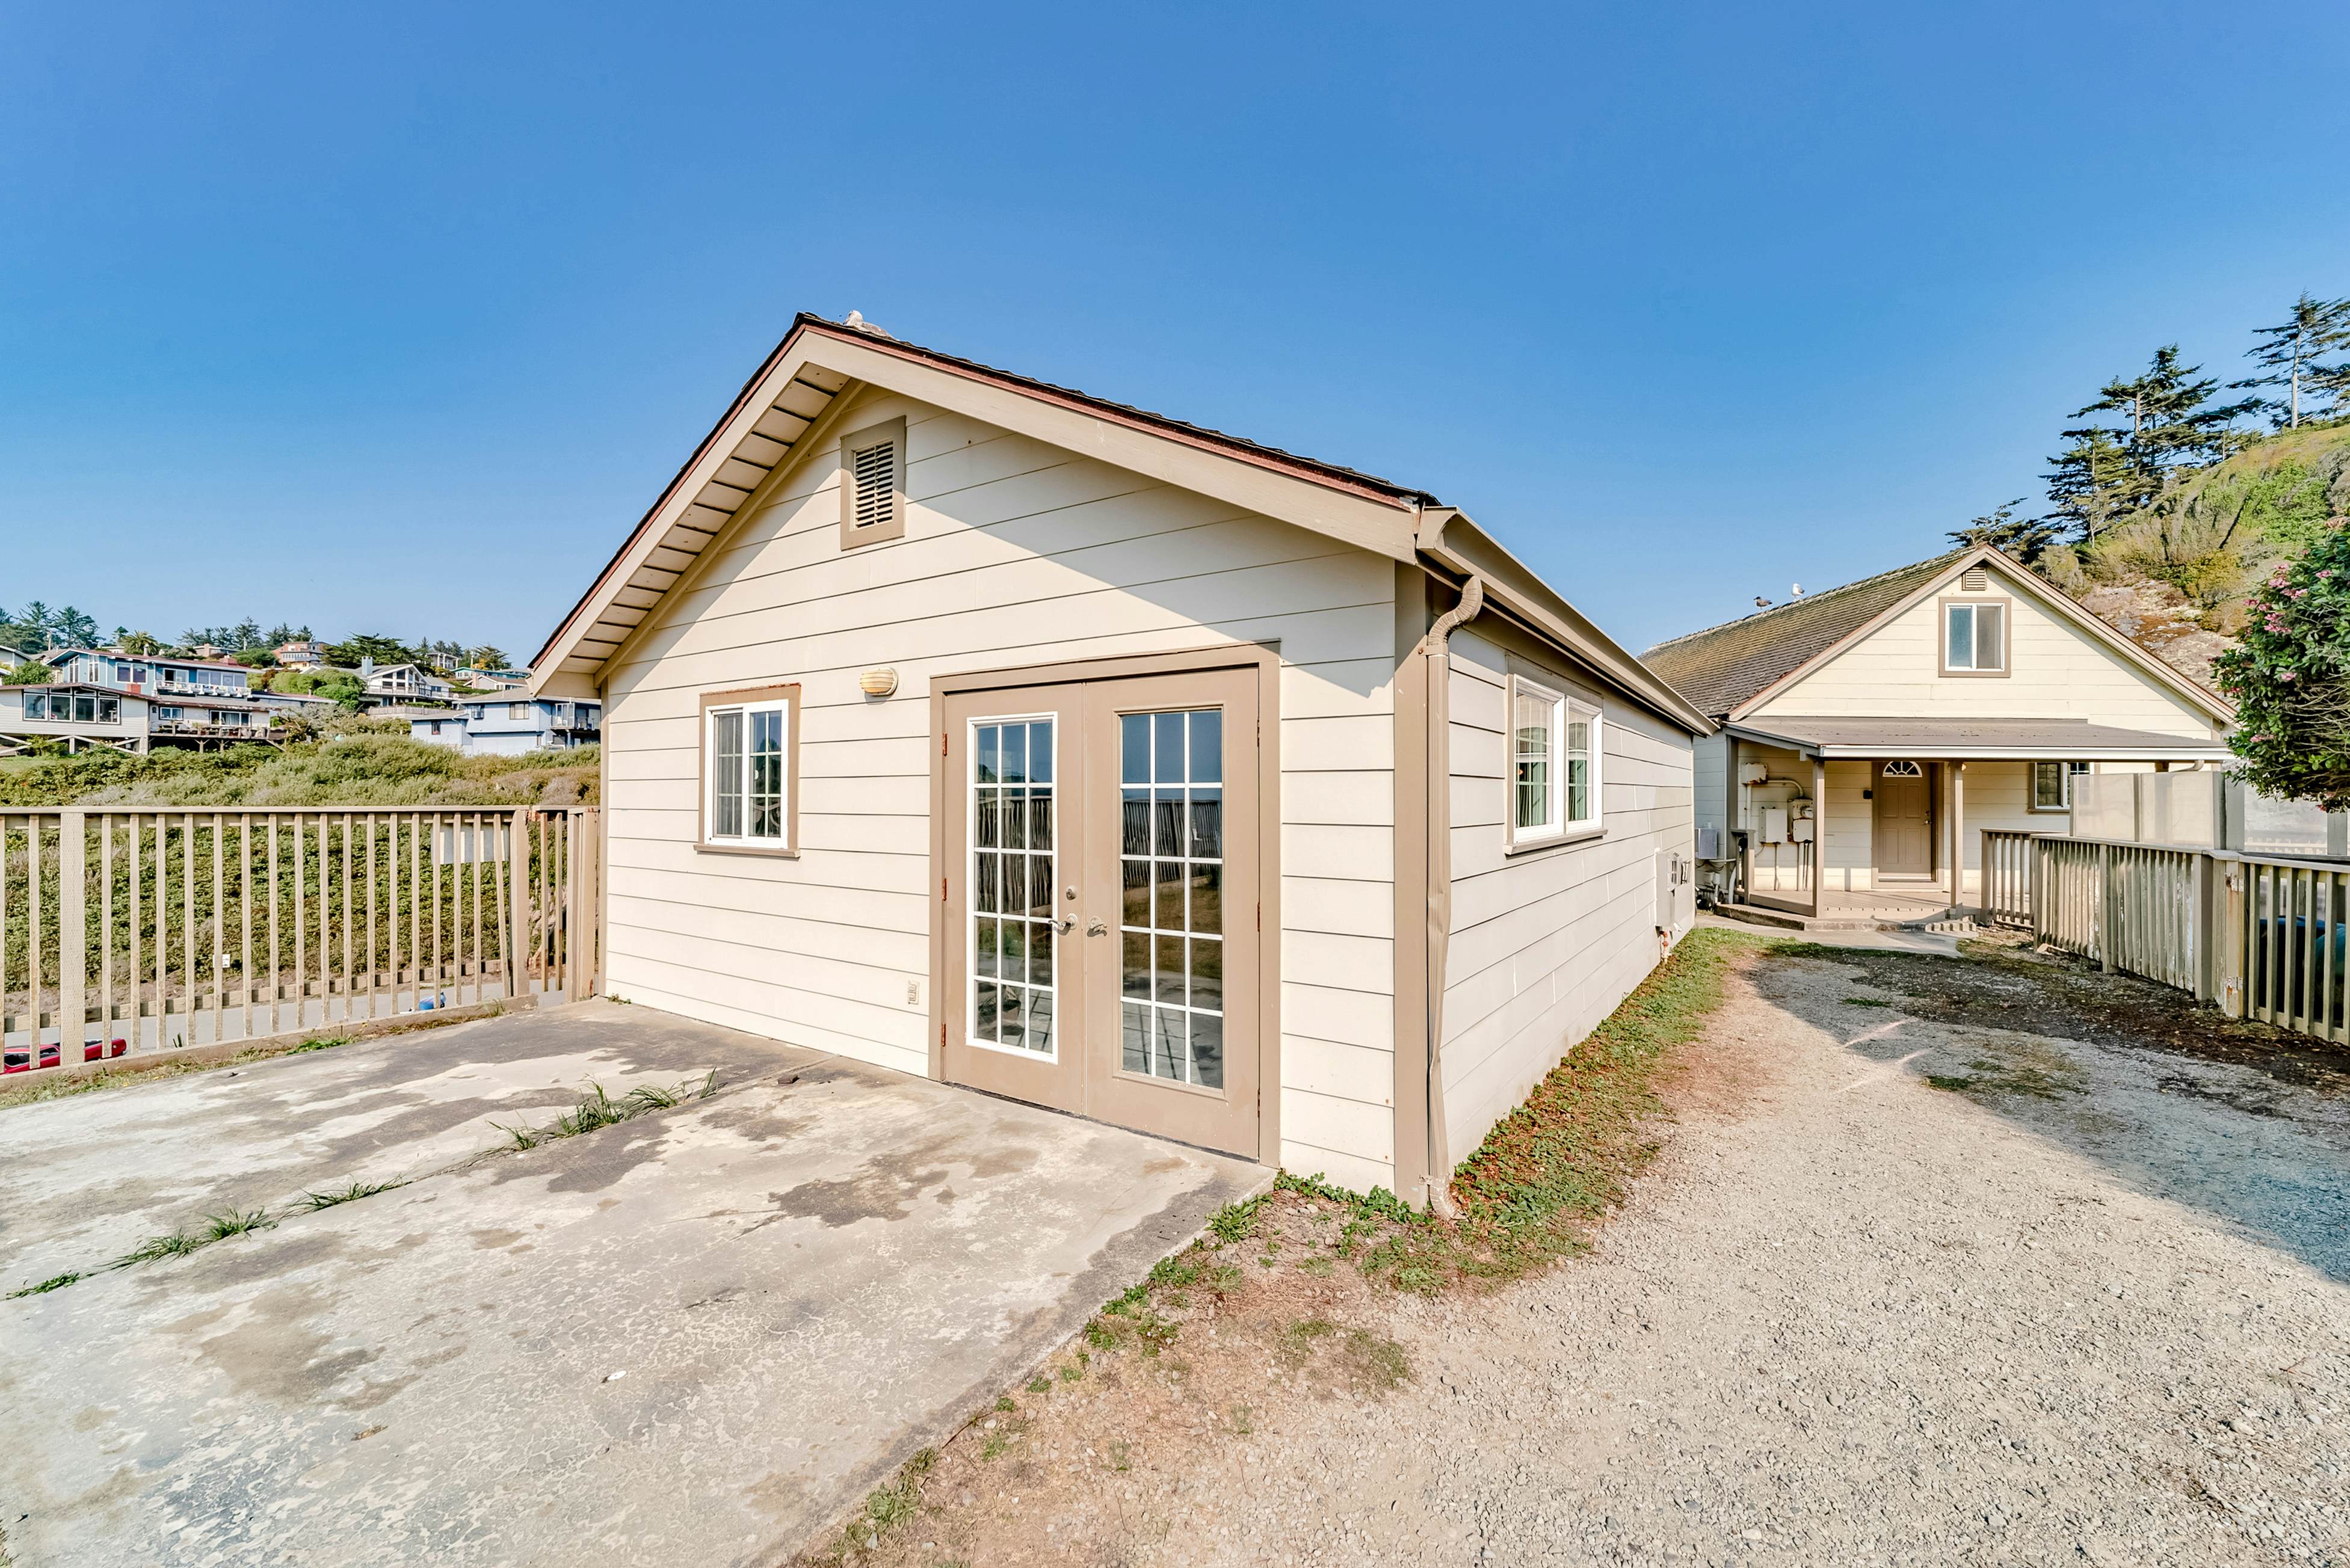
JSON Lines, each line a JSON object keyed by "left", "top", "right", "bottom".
{"left": 288, "top": 1034, "right": 356, "bottom": 1053}
{"left": 495, "top": 1120, "right": 544, "bottom": 1151}
{"left": 498, "top": 1075, "right": 722, "bottom": 1152}
{"left": 200, "top": 1208, "right": 275, "bottom": 1241}
{"left": 816, "top": 1445, "right": 934, "bottom": 1562}
{"left": 111, "top": 1231, "right": 202, "bottom": 1268}
{"left": 300, "top": 1179, "right": 409, "bottom": 1210}
{"left": 6, "top": 1271, "right": 82, "bottom": 1299}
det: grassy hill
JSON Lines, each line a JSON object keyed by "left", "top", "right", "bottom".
{"left": 2041, "top": 420, "right": 2350, "bottom": 684}
{"left": 0, "top": 734, "right": 598, "bottom": 808}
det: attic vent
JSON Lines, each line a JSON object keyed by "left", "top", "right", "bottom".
{"left": 837, "top": 417, "right": 907, "bottom": 549}
{"left": 851, "top": 440, "right": 895, "bottom": 527}
{"left": 1961, "top": 568, "right": 1988, "bottom": 591}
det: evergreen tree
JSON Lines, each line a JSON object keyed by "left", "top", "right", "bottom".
{"left": 1947, "top": 498, "right": 2065, "bottom": 562}
{"left": 2070, "top": 346, "right": 2258, "bottom": 513}
{"left": 2041, "top": 426, "right": 2132, "bottom": 542}
{"left": 2232, "top": 293, "right": 2350, "bottom": 429}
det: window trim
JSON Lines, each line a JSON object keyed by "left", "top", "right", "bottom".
{"left": 697, "top": 682, "right": 801, "bottom": 857}
{"left": 2029, "top": 759, "right": 2091, "bottom": 813}
{"left": 1503, "top": 671, "right": 1604, "bottom": 853}
{"left": 837, "top": 416, "right": 908, "bottom": 550}
{"left": 1938, "top": 595, "right": 2011, "bottom": 678}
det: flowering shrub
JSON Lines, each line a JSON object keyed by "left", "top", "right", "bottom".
{"left": 2212, "top": 517, "right": 2350, "bottom": 811}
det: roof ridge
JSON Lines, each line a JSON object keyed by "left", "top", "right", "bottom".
{"left": 1642, "top": 549, "right": 1970, "bottom": 656}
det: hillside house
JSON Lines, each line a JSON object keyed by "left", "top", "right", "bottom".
{"left": 404, "top": 695, "right": 598, "bottom": 754}
{"left": 1641, "top": 546, "right": 2235, "bottom": 921}
{"left": 362, "top": 662, "right": 455, "bottom": 702}
{"left": 0, "top": 684, "right": 147, "bottom": 754}
{"left": 528, "top": 313, "right": 1707, "bottom": 1202}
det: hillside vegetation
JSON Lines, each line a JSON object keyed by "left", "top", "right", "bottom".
{"left": 0, "top": 734, "right": 597, "bottom": 809}
{"left": 2040, "top": 422, "right": 2350, "bottom": 684}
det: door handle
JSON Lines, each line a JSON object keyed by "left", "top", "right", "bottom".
{"left": 1051, "top": 917, "right": 1076, "bottom": 935}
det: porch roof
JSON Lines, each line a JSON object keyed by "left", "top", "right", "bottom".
{"left": 1725, "top": 716, "right": 2234, "bottom": 762}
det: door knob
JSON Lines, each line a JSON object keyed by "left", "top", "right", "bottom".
{"left": 1051, "top": 917, "right": 1075, "bottom": 935}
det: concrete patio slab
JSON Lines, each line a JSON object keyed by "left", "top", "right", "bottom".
{"left": 0, "top": 1001, "right": 1265, "bottom": 1567}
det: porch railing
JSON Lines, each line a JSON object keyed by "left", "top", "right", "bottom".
{"left": 1980, "top": 828, "right": 2035, "bottom": 929}
{"left": 1, "top": 805, "right": 600, "bottom": 1075}
{"left": 1984, "top": 828, "right": 2345, "bottom": 1045}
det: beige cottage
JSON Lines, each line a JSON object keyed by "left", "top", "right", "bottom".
{"left": 1642, "top": 546, "right": 2235, "bottom": 921}
{"left": 531, "top": 313, "right": 1708, "bottom": 1204}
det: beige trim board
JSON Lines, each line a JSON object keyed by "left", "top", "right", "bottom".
{"left": 695, "top": 682, "right": 801, "bottom": 858}
{"left": 925, "top": 640, "right": 1283, "bottom": 1167}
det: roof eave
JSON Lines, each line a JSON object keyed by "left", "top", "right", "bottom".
{"left": 1416, "top": 509, "right": 1715, "bottom": 736}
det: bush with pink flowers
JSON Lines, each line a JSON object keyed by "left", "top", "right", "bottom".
{"left": 2212, "top": 518, "right": 2350, "bottom": 811}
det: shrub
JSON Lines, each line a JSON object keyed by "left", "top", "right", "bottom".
{"left": 2214, "top": 517, "right": 2350, "bottom": 810}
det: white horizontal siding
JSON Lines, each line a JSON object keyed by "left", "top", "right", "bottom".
{"left": 1753, "top": 577, "right": 2215, "bottom": 734}
{"left": 1436, "top": 627, "right": 1695, "bottom": 1162}
{"left": 599, "top": 387, "right": 1399, "bottom": 1187}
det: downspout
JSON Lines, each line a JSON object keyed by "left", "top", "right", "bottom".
{"left": 1418, "top": 571, "right": 1484, "bottom": 1218}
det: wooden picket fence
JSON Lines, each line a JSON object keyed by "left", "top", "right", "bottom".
{"left": 1982, "top": 828, "right": 2346, "bottom": 1044}
{"left": 1, "top": 805, "right": 600, "bottom": 1075}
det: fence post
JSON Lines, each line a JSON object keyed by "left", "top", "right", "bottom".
{"left": 2219, "top": 858, "right": 2246, "bottom": 1018}
{"left": 2191, "top": 852, "right": 2214, "bottom": 1004}
{"left": 2098, "top": 842, "right": 2116, "bottom": 973}
{"left": 508, "top": 808, "right": 531, "bottom": 1003}
{"left": 58, "top": 810, "right": 86, "bottom": 1054}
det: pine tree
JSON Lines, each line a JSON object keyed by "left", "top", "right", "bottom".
{"left": 2070, "top": 346, "right": 2258, "bottom": 512}
{"left": 2041, "top": 426, "right": 2132, "bottom": 542}
{"left": 1946, "top": 498, "right": 2065, "bottom": 562}
{"left": 2231, "top": 293, "right": 2350, "bottom": 429}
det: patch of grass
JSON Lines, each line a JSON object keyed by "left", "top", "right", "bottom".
{"left": 7, "top": 1271, "right": 82, "bottom": 1299}
{"left": 1206, "top": 1192, "right": 1268, "bottom": 1244}
{"left": 1842, "top": 995, "right": 1893, "bottom": 1008}
{"left": 993, "top": 1394, "right": 1016, "bottom": 1413}
{"left": 815, "top": 1445, "right": 935, "bottom": 1563}
{"left": 1056, "top": 1362, "right": 1084, "bottom": 1384}
{"left": 1369, "top": 924, "right": 1775, "bottom": 1291}
{"left": 1025, "top": 1376, "right": 1052, "bottom": 1394}
{"left": 1229, "top": 1403, "right": 1255, "bottom": 1436}
{"left": 111, "top": 1231, "right": 203, "bottom": 1268}
{"left": 298, "top": 1178, "right": 409, "bottom": 1210}
{"left": 199, "top": 1208, "right": 275, "bottom": 1241}
{"left": 287, "top": 1034, "right": 355, "bottom": 1053}
{"left": 1931, "top": 1051, "right": 2086, "bottom": 1101}
{"left": 500, "top": 1075, "right": 718, "bottom": 1151}
{"left": 1340, "top": 1327, "right": 1413, "bottom": 1390}
{"left": 1926, "top": 1074, "right": 1975, "bottom": 1092}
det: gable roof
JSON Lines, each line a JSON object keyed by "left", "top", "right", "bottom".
{"left": 529, "top": 313, "right": 1710, "bottom": 734}
{"left": 1641, "top": 546, "right": 2234, "bottom": 725}
{"left": 1641, "top": 552, "right": 1967, "bottom": 718}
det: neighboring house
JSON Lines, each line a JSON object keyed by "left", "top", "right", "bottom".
{"left": 274, "top": 638, "right": 327, "bottom": 668}
{"left": 425, "top": 695, "right": 597, "bottom": 757}
{"left": 0, "top": 684, "right": 148, "bottom": 754}
{"left": 1641, "top": 546, "right": 2235, "bottom": 920}
{"left": 42, "top": 648, "right": 253, "bottom": 696}
{"left": 453, "top": 666, "right": 532, "bottom": 691}
{"left": 387, "top": 704, "right": 466, "bottom": 746}
{"left": 528, "top": 312, "right": 1709, "bottom": 1205}
{"left": 363, "top": 662, "right": 455, "bottom": 702}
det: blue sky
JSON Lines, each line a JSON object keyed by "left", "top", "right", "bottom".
{"left": 4, "top": 1, "right": 2346, "bottom": 660}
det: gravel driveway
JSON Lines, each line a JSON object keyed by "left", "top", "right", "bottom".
{"left": 858, "top": 940, "right": 2350, "bottom": 1566}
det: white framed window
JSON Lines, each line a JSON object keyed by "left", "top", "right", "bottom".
{"left": 702, "top": 686, "right": 797, "bottom": 852}
{"left": 2031, "top": 760, "right": 2091, "bottom": 811}
{"left": 1508, "top": 674, "right": 1602, "bottom": 848}
{"left": 1941, "top": 599, "right": 2008, "bottom": 674}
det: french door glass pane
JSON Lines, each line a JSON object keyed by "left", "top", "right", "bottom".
{"left": 972, "top": 719, "right": 1055, "bottom": 1056}
{"left": 1117, "top": 707, "right": 1225, "bottom": 1087}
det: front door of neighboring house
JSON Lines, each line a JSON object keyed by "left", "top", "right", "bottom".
{"left": 1873, "top": 760, "right": 1932, "bottom": 879}
{"left": 940, "top": 665, "right": 1262, "bottom": 1158}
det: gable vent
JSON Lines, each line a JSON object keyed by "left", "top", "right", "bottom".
{"left": 851, "top": 437, "right": 896, "bottom": 529}
{"left": 1960, "top": 567, "right": 1988, "bottom": 591}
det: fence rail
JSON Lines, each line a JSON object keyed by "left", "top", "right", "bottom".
{"left": 1987, "top": 829, "right": 2345, "bottom": 1046}
{"left": 2, "top": 805, "right": 599, "bottom": 1075}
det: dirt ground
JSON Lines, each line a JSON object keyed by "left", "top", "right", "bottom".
{"left": 805, "top": 939, "right": 2350, "bottom": 1567}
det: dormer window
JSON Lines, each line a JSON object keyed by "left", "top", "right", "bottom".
{"left": 1941, "top": 598, "right": 2007, "bottom": 675}
{"left": 837, "top": 417, "right": 907, "bottom": 549}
